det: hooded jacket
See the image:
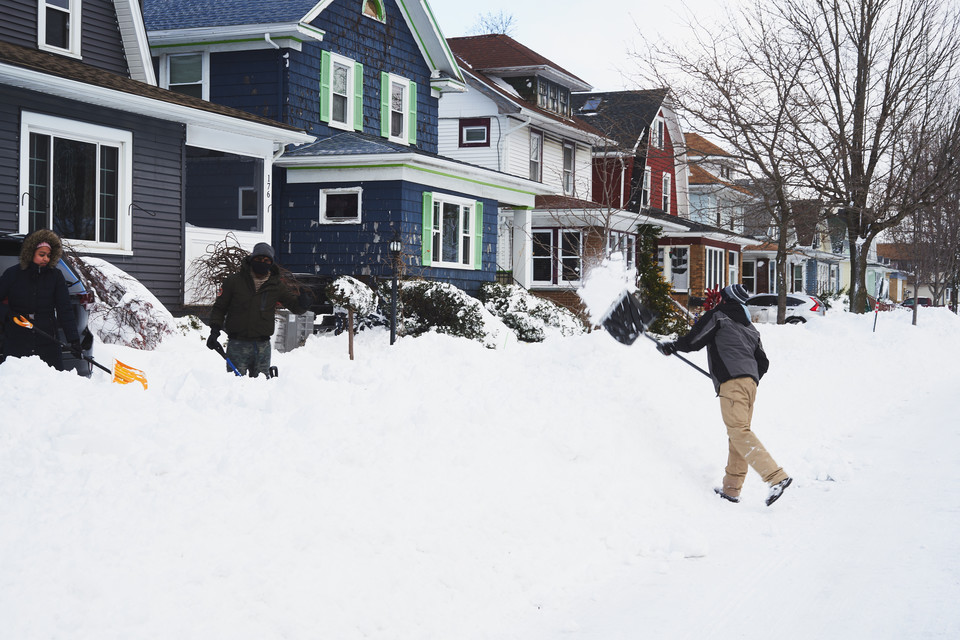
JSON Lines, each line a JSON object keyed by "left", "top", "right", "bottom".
{"left": 0, "top": 229, "right": 80, "bottom": 368}
{"left": 209, "top": 258, "right": 307, "bottom": 341}
{"left": 673, "top": 299, "right": 769, "bottom": 394}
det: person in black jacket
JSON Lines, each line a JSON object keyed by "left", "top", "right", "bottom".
{"left": 658, "top": 284, "right": 793, "bottom": 506}
{"left": 206, "top": 243, "right": 311, "bottom": 377}
{"left": 0, "top": 229, "right": 81, "bottom": 371}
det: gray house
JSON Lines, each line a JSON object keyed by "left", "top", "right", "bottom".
{"left": 0, "top": 0, "right": 312, "bottom": 309}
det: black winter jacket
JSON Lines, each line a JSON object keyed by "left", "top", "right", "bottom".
{"left": 209, "top": 259, "right": 306, "bottom": 340}
{"left": 0, "top": 229, "right": 80, "bottom": 369}
{"left": 673, "top": 300, "right": 769, "bottom": 394}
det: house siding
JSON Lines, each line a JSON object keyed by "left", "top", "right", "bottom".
{"left": 211, "top": 49, "right": 286, "bottom": 122}
{"left": 0, "top": 0, "right": 36, "bottom": 47}
{"left": 0, "top": 86, "right": 186, "bottom": 307}
{"left": 275, "top": 177, "right": 496, "bottom": 294}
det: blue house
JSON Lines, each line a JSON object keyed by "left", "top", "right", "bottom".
{"left": 143, "top": 0, "right": 546, "bottom": 295}
{"left": 0, "top": 0, "right": 312, "bottom": 309}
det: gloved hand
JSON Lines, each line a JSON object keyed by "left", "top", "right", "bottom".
{"left": 206, "top": 325, "right": 222, "bottom": 350}
{"left": 298, "top": 288, "right": 315, "bottom": 309}
{"left": 657, "top": 341, "right": 677, "bottom": 356}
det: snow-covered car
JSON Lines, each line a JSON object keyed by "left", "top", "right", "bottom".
{"left": 745, "top": 293, "right": 825, "bottom": 324}
{"left": 0, "top": 232, "right": 95, "bottom": 376}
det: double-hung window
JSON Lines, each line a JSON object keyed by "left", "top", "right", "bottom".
{"left": 652, "top": 115, "right": 665, "bottom": 148}
{"left": 668, "top": 246, "right": 689, "bottom": 291}
{"left": 662, "top": 173, "right": 671, "bottom": 212}
{"left": 705, "top": 246, "right": 724, "bottom": 291}
{"left": 162, "top": 52, "right": 207, "bottom": 100}
{"left": 38, "top": 0, "right": 81, "bottom": 57}
{"left": 641, "top": 167, "right": 651, "bottom": 208}
{"left": 792, "top": 264, "right": 804, "bottom": 292}
{"left": 742, "top": 260, "right": 756, "bottom": 294}
{"left": 381, "top": 72, "right": 417, "bottom": 145}
{"left": 321, "top": 52, "right": 364, "bottom": 132}
{"left": 529, "top": 131, "right": 543, "bottom": 182}
{"left": 421, "top": 192, "right": 482, "bottom": 269}
{"left": 21, "top": 112, "right": 132, "bottom": 252}
{"left": 607, "top": 232, "right": 636, "bottom": 270}
{"left": 531, "top": 228, "right": 582, "bottom": 285}
{"left": 562, "top": 143, "right": 575, "bottom": 194}
{"left": 728, "top": 251, "right": 740, "bottom": 288}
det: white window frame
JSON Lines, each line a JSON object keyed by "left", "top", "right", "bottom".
{"left": 160, "top": 51, "right": 210, "bottom": 101}
{"left": 562, "top": 142, "right": 575, "bottom": 195}
{"left": 320, "top": 186, "right": 363, "bottom": 224}
{"left": 238, "top": 186, "right": 259, "bottom": 220}
{"left": 431, "top": 193, "right": 476, "bottom": 269}
{"left": 662, "top": 173, "right": 671, "bottom": 212}
{"left": 532, "top": 228, "right": 582, "bottom": 286}
{"left": 460, "top": 122, "right": 489, "bottom": 146}
{"left": 792, "top": 263, "right": 805, "bottom": 293}
{"left": 19, "top": 112, "right": 133, "bottom": 254}
{"left": 705, "top": 246, "right": 724, "bottom": 291}
{"left": 386, "top": 72, "right": 410, "bottom": 145}
{"left": 607, "top": 231, "right": 636, "bottom": 271}
{"left": 728, "top": 251, "right": 739, "bottom": 288}
{"left": 38, "top": 0, "right": 82, "bottom": 58}
{"left": 667, "top": 245, "right": 689, "bottom": 292}
{"left": 742, "top": 260, "right": 756, "bottom": 294}
{"left": 529, "top": 130, "right": 543, "bottom": 182}
{"left": 326, "top": 52, "right": 358, "bottom": 131}
{"left": 652, "top": 115, "right": 665, "bottom": 148}
{"left": 641, "top": 166, "right": 651, "bottom": 208}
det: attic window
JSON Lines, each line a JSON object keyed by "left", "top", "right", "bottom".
{"left": 579, "top": 97, "right": 601, "bottom": 114}
{"left": 38, "top": 0, "right": 82, "bottom": 58}
{"left": 362, "top": 0, "right": 385, "bottom": 22}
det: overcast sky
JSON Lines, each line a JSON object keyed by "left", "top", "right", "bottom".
{"left": 427, "top": 0, "right": 745, "bottom": 92}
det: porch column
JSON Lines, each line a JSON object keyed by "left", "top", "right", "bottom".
{"left": 512, "top": 208, "right": 532, "bottom": 289}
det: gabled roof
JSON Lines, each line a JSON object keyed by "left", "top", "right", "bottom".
{"left": 447, "top": 34, "right": 591, "bottom": 92}
{"left": 571, "top": 89, "right": 669, "bottom": 150}
{"left": 687, "top": 164, "right": 753, "bottom": 196}
{"left": 685, "top": 132, "right": 732, "bottom": 158}
{"left": 0, "top": 40, "right": 311, "bottom": 143}
{"left": 144, "top": 0, "right": 463, "bottom": 86}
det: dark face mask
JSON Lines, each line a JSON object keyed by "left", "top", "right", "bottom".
{"left": 251, "top": 260, "right": 271, "bottom": 276}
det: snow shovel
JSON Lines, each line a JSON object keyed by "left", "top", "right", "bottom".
{"left": 12, "top": 315, "right": 148, "bottom": 389}
{"left": 600, "top": 293, "right": 711, "bottom": 379}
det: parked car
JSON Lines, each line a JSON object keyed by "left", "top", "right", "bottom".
{"left": 901, "top": 297, "right": 932, "bottom": 308}
{"left": 0, "top": 232, "right": 95, "bottom": 376}
{"left": 745, "top": 293, "right": 826, "bottom": 324}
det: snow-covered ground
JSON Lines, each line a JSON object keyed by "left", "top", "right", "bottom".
{"left": 2, "top": 302, "right": 958, "bottom": 639}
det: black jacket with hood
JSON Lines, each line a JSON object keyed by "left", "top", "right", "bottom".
{"left": 673, "top": 299, "right": 769, "bottom": 394}
{"left": 0, "top": 229, "right": 80, "bottom": 369}
{"left": 209, "top": 258, "right": 307, "bottom": 341}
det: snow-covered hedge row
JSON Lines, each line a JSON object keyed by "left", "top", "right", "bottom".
{"left": 399, "top": 280, "right": 511, "bottom": 349}
{"left": 480, "top": 283, "right": 586, "bottom": 342}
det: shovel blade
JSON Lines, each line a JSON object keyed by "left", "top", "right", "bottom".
{"left": 112, "top": 359, "right": 148, "bottom": 390}
{"left": 602, "top": 291, "right": 658, "bottom": 345}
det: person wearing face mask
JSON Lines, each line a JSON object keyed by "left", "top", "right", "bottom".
{"left": 0, "top": 229, "right": 81, "bottom": 371}
{"left": 656, "top": 284, "right": 792, "bottom": 506}
{"left": 206, "top": 242, "right": 312, "bottom": 377}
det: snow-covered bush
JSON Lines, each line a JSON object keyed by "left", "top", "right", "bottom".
{"left": 399, "top": 280, "right": 511, "bottom": 348}
{"left": 326, "top": 276, "right": 378, "bottom": 316}
{"left": 480, "top": 282, "right": 585, "bottom": 342}
{"left": 66, "top": 256, "right": 175, "bottom": 350}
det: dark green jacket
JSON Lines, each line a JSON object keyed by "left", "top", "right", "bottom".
{"left": 210, "top": 260, "right": 306, "bottom": 340}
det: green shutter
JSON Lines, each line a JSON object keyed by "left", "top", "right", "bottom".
{"left": 320, "top": 51, "right": 331, "bottom": 123}
{"left": 407, "top": 80, "right": 417, "bottom": 145}
{"left": 421, "top": 192, "right": 433, "bottom": 266}
{"left": 380, "top": 72, "right": 390, "bottom": 138}
{"left": 473, "top": 201, "right": 483, "bottom": 270}
{"left": 353, "top": 62, "right": 364, "bottom": 131}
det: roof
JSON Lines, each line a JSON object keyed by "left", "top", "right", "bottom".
{"left": 685, "top": 132, "right": 732, "bottom": 158}
{"left": 0, "top": 40, "right": 308, "bottom": 138}
{"left": 570, "top": 89, "right": 669, "bottom": 149}
{"left": 447, "top": 34, "right": 590, "bottom": 91}
{"left": 283, "top": 131, "right": 418, "bottom": 157}
{"left": 143, "top": 0, "right": 319, "bottom": 30}
{"left": 535, "top": 195, "right": 606, "bottom": 210}
{"left": 687, "top": 164, "right": 754, "bottom": 196}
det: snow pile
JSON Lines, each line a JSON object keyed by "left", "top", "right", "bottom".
{"left": 326, "top": 275, "right": 378, "bottom": 315}
{"left": 1, "top": 303, "right": 959, "bottom": 639}
{"left": 481, "top": 282, "right": 586, "bottom": 341}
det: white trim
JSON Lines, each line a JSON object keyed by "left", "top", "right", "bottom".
{"left": 386, "top": 72, "right": 411, "bottom": 145}
{"left": 238, "top": 186, "right": 259, "bottom": 220}
{"left": 327, "top": 52, "right": 358, "bottom": 131}
{"left": 319, "top": 186, "right": 363, "bottom": 224}
{"left": 113, "top": 0, "right": 158, "bottom": 84}
{"left": 38, "top": 0, "right": 82, "bottom": 58}
{"left": 159, "top": 51, "right": 210, "bottom": 101}
{"left": 19, "top": 111, "right": 134, "bottom": 253}
{"left": 430, "top": 192, "right": 477, "bottom": 270}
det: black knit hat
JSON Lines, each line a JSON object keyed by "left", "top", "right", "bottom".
{"left": 251, "top": 242, "right": 274, "bottom": 261}
{"left": 721, "top": 284, "right": 751, "bottom": 304}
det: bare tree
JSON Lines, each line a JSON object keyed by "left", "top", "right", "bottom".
{"left": 469, "top": 11, "right": 517, "bottom": 36}
{"left": 641, "top": 0, "right": 960, "bottom": 314}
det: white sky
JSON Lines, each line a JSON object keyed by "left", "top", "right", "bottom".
{"left": 427, "top": 0, "right": 745, "bottom": 91}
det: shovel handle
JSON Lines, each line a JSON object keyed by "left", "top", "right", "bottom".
{"left": 642, "top": 332, "right": 711, "bottom": 378}
{"left": 14, "top": 315, "right": 112, "bottom": 374}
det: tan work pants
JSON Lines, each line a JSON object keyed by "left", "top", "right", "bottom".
{"left": 718, "top": 377, "right": 789, "bottom": 497}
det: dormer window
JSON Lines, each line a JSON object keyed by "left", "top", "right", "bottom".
{"left": 535, "top": 78, "right": 571, "bottom": 117}
{"left": 362, "top": 0, "right": 385, "bottom": 22}
{"left": 38, "top": 0, "right": 82, "bottom": 58}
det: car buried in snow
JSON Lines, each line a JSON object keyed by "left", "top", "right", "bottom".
{"left": 745, "top": 293, "right": 826, "bottom": 324}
